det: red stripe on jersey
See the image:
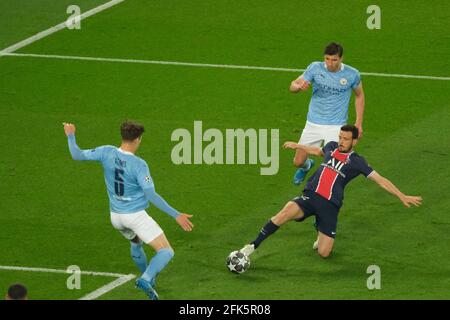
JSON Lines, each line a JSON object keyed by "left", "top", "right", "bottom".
{"left": 315, "top": 167, "right": 338, "bottom": 200}
{"left": 315, "top": 149, "right": 351, "bottom": 200}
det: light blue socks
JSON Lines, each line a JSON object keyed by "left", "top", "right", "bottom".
{"left": 141, "top": 248, "right": 175, "bottom": 282}
{"left": 130, "top": 241, "right": 148, "bottom": 273}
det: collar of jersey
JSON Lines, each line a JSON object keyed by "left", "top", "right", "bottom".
{"left": 334, "top": 147, "right": 354, "bottom": 155}
{"left": 118, "top": 148, "right": 134, "bottom": 156}
{"left": 323, "top": 62, "right": 345, "bottom": 72}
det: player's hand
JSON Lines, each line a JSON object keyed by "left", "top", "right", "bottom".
{"left": 355, "top": 123, "right": 363, "bottom": 139}
{"left": 176, "top": 213, "right": 194, "bottom": 232}
{"left": 401, "top": 195, "right": 422, "bottom": 208}
{"left": 283, "top": 141, "right": 300, "bottom": 150}
{"left": 298, "top": 78, "right": 310, "bottom": 91}
{"left": 63, "top": 122, "right": 76, "bottom": 136}
{"left": 290, "top": 79, "right": 310, "bottom": 92}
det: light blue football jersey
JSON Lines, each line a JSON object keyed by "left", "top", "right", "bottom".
{"left": 73, "top": 143, "right": 155, "bottom": 213}
{"left": 302, "top": 62, "right": 361, "bottom": 125}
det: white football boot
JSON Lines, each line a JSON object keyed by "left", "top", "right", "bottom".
{"left": 240, "top": 244, "right": 255, "bottom": 256}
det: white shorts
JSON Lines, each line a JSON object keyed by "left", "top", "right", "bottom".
{"left": 298, "top": 121, "right": 342, "bottom": 147}
{"left": 110, "top": 210, "right": 163, "bottom": 244}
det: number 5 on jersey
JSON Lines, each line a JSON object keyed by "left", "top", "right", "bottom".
{"left": 115, "top": 168, "right": 125, "bottom": 196}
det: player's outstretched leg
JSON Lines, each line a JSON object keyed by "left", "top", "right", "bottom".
{"left": 130, "top": 237, "right": 148, "bottom": 273}
{"left": 135, "top": 233, "right": 174, "bottom": 300}
{"left": 240, "top": 202, "right": 304, "bottom": 256}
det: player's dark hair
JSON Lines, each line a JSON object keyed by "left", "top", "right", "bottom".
{"left": 324, "top": 42, "right": 344, "bottom": 57}
{"left": 341, "top": 124, "right": 359, "bottom": 139}
{"left": 120, "top": 121, "right": 145, "bottom": 141}
{"left": 7, "top": 283, "right": 27, "bottom": 300}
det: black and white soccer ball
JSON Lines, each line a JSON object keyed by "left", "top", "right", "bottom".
{"left": 226, "top": 250, "right": 250, "bottom": 274}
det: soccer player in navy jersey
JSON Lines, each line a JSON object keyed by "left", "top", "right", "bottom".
{"left": 63, "top": 121, "right": 193, "bottom": 300}
{"left": 289, "top": 43, "right": 365, "bottom": 185}
{"left": 240, "top": 125, "right": 422, "bottom": 259}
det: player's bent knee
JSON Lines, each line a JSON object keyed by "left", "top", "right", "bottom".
{"left": 159, "top": 244, "right": 174, "bottom": 254}
{"left": 148, "top": 233, "right": 173, "bottom": 252}
{"left": 159, "top": 247, "right": 175, "bottom": 260}
{"left": 317, "top": 247, "right": 332, "bottom": 258}
{"left": 293, "top": 157, "right": 305, "bottom": 167}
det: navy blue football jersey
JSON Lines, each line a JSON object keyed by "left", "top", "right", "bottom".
{"left": 304, "top": 141, "right": 374, "bottom": 207}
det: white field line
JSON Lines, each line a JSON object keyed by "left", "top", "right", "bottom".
{"left": 0, "top": 265, "right": 127, "bottom": 277}
{"left": 0, "top": 265, "right": 136, "bottom": 300}
{"left": 79, "top": 274, "right": 136, "bottom": 300}
{"left": 0, "top": 0, "right": 125, "bottom": 56}
{"left": 2, "top": 52, "right": 301, "bottom": 72}
{"left": 2, "top": 52, "right": 450, "bottom": 81}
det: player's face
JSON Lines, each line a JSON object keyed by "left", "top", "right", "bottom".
{"left": 324, "top": 54, "right": 343, "bottom": 72}
{"left": 338, "top": 131, "right": 355, "bottom": 153}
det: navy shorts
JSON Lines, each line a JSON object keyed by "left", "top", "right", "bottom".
{"left": 291, "top": 191, "right": 340, "bottom": 238}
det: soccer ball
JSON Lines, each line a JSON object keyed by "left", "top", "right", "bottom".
{"left": 226, "top": 250, "right": 250, "bottom": 274}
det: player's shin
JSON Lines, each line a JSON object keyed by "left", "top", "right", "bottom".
{"left": 251, "top": 220, "right": 280, "bottom": 249}
{"left": 141, "top": 248, "right": 174, "bottom": 283}
{"left": 131, "top": 241, "right": 148, "bottom": 273}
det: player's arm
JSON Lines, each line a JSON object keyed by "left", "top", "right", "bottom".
{"left": 63, "top": 122, "right": 105, "bottom": 161}
{"left": 143, "top": 187, "right": 194, "bottom": 232}
{"left": 143, "top": 186, "right": 179, "bottom": 218}
{"left": 138, "top": 164, "right": 193, "bottom": 231}
{"left": 368, "top": 171, "right": 422, "bottom": 207}
{"left": 353, "top": 82, "right": 365, "bottom": 139}
{"left": 290, "top": 75, "right": 310, "bottom": 93}
{"left": 283, "top": 141, "right": 324, "bottom": 157}
{"left": 290, "top": 63, "right": 315, "bottom": 93}
{"left": 63, "top": 122, "right": 88, "bottom": 161}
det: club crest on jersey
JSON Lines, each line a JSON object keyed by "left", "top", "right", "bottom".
{"left": 145, "top": 176, "right": 152, "bottom": 183}
{"left": 340, "top": 78, "right": 348, "bottom": 85}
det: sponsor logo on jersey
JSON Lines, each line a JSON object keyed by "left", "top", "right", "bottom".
{"left": 321, "top": 157, "right": 347, "bottom": 178}
{"left": 316, "top": 82, "right": 347, "bottom": 95}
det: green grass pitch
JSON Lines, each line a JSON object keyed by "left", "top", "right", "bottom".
{"left": 0, "top": 0, "right": 449, "bottom": 299}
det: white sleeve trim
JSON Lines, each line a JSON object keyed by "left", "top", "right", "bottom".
{"left": 366, "top": 170, "right": 376, "bottom": 178}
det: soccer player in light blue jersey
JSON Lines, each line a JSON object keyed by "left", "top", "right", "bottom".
{"left": 63, "top": 121, "right": 194, "bottom": 300}
{"left": 289, "top": 42, "right": 365, "bottom": 186}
